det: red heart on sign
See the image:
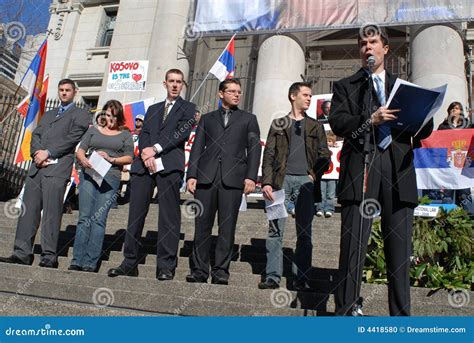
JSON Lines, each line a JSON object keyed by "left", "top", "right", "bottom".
{"left": 132, "top": 74, "right": 142, "bottom": 82}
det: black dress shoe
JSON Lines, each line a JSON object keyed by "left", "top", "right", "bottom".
{"left": 186, "top": 274, "right": 207, "bottom": 283}
{"left": 82, "top": 266, "right": 96, "bottom": 273}
{"left": 68, "top": 265, "right": 82, "bottom": 271}
{"left": 107, "top": 266, "right": 138, "bottom": 277}
{"left": 292, "top": 280, "right": 312, "bottom": 292}
{"left": 258, "top": 278, "right": 280, "bottom": 289}
{"left": 211, "top": 277, "right": 229, "bottom": 285}
{"left": 157, "top": 270, "right": 174, "bottom": 281}
{"left": 39, "top": 260, "right": 58, "bottom": 269}
{"left": 0, "top": 255, "right": 32, "bottom": 265}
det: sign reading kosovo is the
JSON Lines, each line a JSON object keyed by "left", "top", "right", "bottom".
{"left": 107, "top": 60, "right": 148, "bottom": 92}
{"left": 415, "top": 129, "right": 474, "bottom": 189}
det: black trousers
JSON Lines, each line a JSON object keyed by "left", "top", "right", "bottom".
{"left": 190, "top": 165, "right": 243, "bottom": 280}
{"left": 335, "top": 148, "right": 414, "bottom": 316}
{"left": 121, "top": 170, "right": 182, "bottom": 275}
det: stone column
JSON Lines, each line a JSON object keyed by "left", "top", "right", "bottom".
{"left": 145, "top": 0, "right": 191, "bottom": 101}
{"left": 252, "top": 34, "right": 306, "bottom": 139}
{"left": 410, "top": 24, "right": 468, "bottom": 128}
{"left": 45, "top": 0, "right": 84, "bottom": 97}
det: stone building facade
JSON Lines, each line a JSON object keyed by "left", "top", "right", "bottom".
{"left": 44, "top": 0, "right": 474, "bottom": 135}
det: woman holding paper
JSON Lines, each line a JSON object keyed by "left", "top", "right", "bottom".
{"left": 70, "top": 100, "right": 134, "bottom": 272}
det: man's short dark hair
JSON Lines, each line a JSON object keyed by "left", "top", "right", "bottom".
{"left": 288, "top": 82, "right": 312, "bottom": 102}
{"left": 58, "top": 78, "right": 77, "bottom": 89}
{"left": 165, "top": 68, "right": 184, "bottom": 81}
{"left": 219, "top": 78, "right": 241, "bottom": 92}
{"left": 358, "top": 25, "right": 389, "bottom": 47}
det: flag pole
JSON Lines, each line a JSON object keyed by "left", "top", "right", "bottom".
{"left": 189, "top": 72, "right": 211, "bottom": 103}
{"left": 188, "top": 33, "right": 236, "bottom": 103}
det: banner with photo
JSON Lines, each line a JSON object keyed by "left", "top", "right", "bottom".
{"left": 192, "top": 0, "right": 473, "bottom": 34}
{"left": 308, "top": 94, "right": 340, "bottom": 180}
{"left": 107, "top": 60, "right": 148, "bottom": 92}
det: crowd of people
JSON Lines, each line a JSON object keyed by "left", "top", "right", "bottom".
{"left": 0, "top": 26, "right": 472, "bottom": 317}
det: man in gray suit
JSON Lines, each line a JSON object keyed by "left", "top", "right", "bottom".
{"left": 0, "top": 79, "right": 90, "bottom": 268}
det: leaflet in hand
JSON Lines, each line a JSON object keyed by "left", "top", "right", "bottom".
{"left": 88, "top": 151, "right": 112, "bottom": 186}
{"left": 149, "top": 157, "right": 165, "bottom": 175}
{"left": 386, "top": 79, "right": 447, "bottom": 135}
{"left": 264, "top": 189, "right": 288, "bottom": 220}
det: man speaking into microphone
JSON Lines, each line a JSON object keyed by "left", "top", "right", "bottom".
{"left": 328, "top": 26, "right": 433, "bottom": 316}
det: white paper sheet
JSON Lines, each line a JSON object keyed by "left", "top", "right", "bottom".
{"left": 149, "top": 157, "right": 165, "bottom": 175}
{"left": 88, "top": 151, "right": 112, "bottom": 186}
{"left": 239, "top": 194, "right": 247, "bottom": 212}
{"left": 264, "top": 189, "right": 288, "bottom": 220}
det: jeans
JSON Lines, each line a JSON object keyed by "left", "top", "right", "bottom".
{"left": 316, "top": 179, "right": 336, "bottom": 213}
{"left": 265, "top": 175, "right": 315, "bottom": 283}
{"left": 71, "top": 171, "right": 120, "bottom": 270}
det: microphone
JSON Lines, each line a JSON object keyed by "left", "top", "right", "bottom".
{"left": 367, "top": 56, "right": 375, "bottom": 73}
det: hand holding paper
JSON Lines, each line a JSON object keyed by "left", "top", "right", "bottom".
{"left": 88, "top": 151, "right": 112, "bottom": 186}
{"left": 264, "top": 189, "right": 288, "bottom": 221}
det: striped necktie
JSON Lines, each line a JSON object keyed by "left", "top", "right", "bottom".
{"left": 162, "top": 102, "right": 172, "bottom": 123}
{"left": 374, "top": 75, "right": 392, "bottom": 150}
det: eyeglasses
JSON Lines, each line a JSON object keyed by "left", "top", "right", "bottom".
{"left": 224, "top": 90, "right": 242, "bottom": 96}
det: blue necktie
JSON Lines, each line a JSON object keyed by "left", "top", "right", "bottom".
{"left": 57, "top": 106, "right": 65, "bottom": 117}
{"left": 373, "top": 75, "right": 392, "bottom": 150}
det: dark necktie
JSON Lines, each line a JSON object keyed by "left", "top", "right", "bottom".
{"left": 224, "top": 109, "right": 231, "bottom": 126}
{"left": 162, "top": 102, "right": 172, "bottom": 123}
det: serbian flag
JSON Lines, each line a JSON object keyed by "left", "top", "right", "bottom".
{"left": 414, "top": 129, "right": 474, "bottom": 189}
{"left": 15, "top": 40, "right": 48, "bottom": 164}
{"left": 17, "top": 75, "right": 49, "bottom": 118}
{"left": 123, "top": 97, "right": 155, "bottom": 130}
{"left": 209, "top": 34, "right": 235, "bottom": 81}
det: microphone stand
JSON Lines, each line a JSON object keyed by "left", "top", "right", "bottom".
{"left": 351, "top": 62, "right": 374, "bottom": 316}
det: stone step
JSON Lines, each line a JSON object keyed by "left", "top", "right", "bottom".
{"left": 0, "top": 230, "right": 342, "bottom": 249}
{"left": 0, "top": 264, "right": 469, "bottom": 316}
{"left": 0, "top": 245, "right": 340, "bottom": 275}
{"left": 0, "top": 218, "right": 343, "bottom": 236}
{"left": 0, "top": 266, "right": 318, "bottom": 316}
{"left": 0, "top": 292, "right": 158, "bottom": 316}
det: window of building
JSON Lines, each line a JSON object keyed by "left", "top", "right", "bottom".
{"left": 98, "top": 9, "right": 117, "bottom": 47}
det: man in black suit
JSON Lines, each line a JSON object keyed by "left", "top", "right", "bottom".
{"left": 0, "top": 79, "right": 90, "bottom": 268}
{"left": 329, "top": 26, "right": 433, "bottom": 316}
{"left": 108, "top": 69, "right": 196, "bottom": 280}
{"left": 185, "top": 78, "right": 261, "bottom": 284}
